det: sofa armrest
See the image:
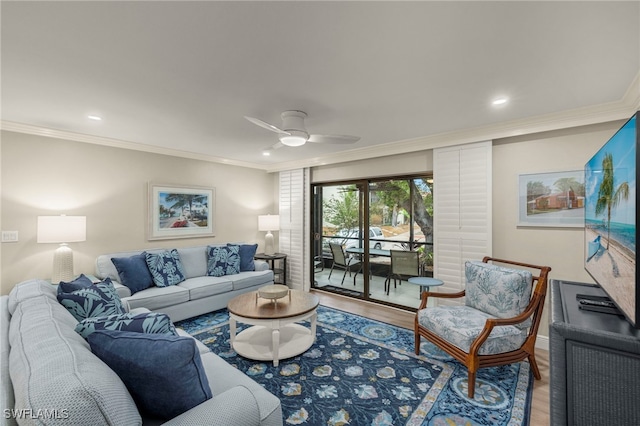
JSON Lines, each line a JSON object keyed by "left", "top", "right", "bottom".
{"left": 254, "top": 260, "right": 269, "bottom": 272}
{"left": 161, "top": 385, "right": 260, "bottom": 426}
{"left": 111, "top": 280, "right": 132, "bottom": 299}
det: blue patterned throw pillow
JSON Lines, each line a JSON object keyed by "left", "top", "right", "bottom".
{"left": 207, "top": 245, "right": 240, "bottom": 277}
{"left": 229, "top": 243, "right": 258, "bottom": 271}
{"left": 75, "top": 312, "right": 177, "bottom": 339}
{"left": 464, "top": 261, "right": 533, "bottom": 319}
{"left": 57, "top": 278, "right": 126, "bottom": 321}
{"left": 88, "top": 330, "right": 213, "bottom": 419}
{"left": 145, "top": 249, "right": 186, "bottom": 287}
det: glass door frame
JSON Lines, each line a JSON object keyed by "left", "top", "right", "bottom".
{"left": 310, "top": 174, "right": 433, "bottom": 311}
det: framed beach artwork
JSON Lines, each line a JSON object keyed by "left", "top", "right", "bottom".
{"left": 517, "top": 170, "right": 585, "bottom": 227}
{"left": 148, "top": 183, "right": 215, "bottom": 240}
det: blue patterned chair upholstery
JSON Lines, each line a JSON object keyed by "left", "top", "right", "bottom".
{"left": 414, "top": 257, "right": 551, "bottom": 398}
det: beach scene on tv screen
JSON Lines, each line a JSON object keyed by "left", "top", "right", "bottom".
{"left": 584, "top": 116, "right": 636, "bottom": 323}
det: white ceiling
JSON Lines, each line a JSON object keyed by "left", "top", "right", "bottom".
{"left": 2, "top": 1, "right": 639, "bottom": 172}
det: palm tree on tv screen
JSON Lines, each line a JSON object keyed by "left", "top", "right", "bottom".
{"left": 595, "top": 153, "right": 629, "bottom": 249}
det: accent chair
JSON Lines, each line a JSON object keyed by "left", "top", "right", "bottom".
{"left": 414, "top": 256, "right": 551, "bottom": 398}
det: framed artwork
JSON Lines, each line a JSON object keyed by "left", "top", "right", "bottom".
{"left": 148, "top": 183, "right": 215, "bottom": 240}
{"left": 518, "top": 170, "right": 585, "bottom": 227}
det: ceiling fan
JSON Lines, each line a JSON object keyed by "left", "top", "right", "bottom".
{"left": 244, "top": 110, "right": 360, "bottom": 149}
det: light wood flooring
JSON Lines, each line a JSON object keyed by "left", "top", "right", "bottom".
{"left": 312, "top": 289, "right": 550, "bottom": 426}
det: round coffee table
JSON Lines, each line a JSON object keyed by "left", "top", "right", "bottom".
{"left": 227, "top": 288, "right": 319, "bottom": 366}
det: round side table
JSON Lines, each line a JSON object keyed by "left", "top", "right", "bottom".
{"left": 407, "top": 277, "right": 444, "bottom": 295}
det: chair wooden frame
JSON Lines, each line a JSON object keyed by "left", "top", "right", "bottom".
{"left": 414, "top": 256, "right": 551, "bottom": 398}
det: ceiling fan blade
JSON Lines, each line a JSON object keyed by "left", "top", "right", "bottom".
{"left": 244, "top": 116, "right": 289, "bottom": 135}
{"left": 307, "top": 134, "right": 360, "bottom": 144}
{"left": 262, "top": 141, "right": 284, "bottom": 153}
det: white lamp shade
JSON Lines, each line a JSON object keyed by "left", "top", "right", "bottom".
{"left": 258, "top": 215, "right": 280, "bottom": 232}
{"left": 37, "top": 216, "right": 86, "bottom": 243}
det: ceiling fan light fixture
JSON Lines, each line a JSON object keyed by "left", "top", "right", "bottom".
{"left": 279, "top": 130, "right": 308, "bottom": 147}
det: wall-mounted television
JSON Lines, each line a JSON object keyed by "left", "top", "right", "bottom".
{"left": 584, "top": 111, "right": 639, "bottom": 328}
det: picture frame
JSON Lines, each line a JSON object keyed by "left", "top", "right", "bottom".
{"left": 148, "top": 183, "right": 215, "bottom": 240}
{"left": 517, "top": 170, "right": 585, "bottom": 227}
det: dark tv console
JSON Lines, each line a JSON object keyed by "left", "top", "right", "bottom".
{"left": 550, "top": 279, "right": 640, "bottom": 426}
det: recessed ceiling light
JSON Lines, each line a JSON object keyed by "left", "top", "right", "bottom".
{"left": 262, "top": 151, "right": 271, "bottom": 156}
{"left": 492, "top": 97, "right": 508, "bottom": 106}
{"left": 87, "top": 115, "right": 102, "bottom": 121}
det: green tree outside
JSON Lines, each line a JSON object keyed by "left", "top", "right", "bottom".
{"left": 595, "top": 153, "right": 629, "bottom": 249}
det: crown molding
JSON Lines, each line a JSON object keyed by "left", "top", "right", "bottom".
{"left": 0, "top": 121, "right": 266, "bottom": 171}
{"left": 3, "top": 70, "right": 639, "bottom": 173}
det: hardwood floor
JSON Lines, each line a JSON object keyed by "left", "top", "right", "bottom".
{"left": 312, "top": 289, "right": 550, "bottom": 425}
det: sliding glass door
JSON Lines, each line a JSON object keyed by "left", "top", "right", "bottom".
{"left": 311, "top": 176, "right": 433, "bottom": 310}
{"left": 312, "top": 182, "right": 364, "bottom": 298}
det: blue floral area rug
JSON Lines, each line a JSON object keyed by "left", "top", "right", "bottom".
{"left": 176, "top": 306, "right": 533, "bottom": 426}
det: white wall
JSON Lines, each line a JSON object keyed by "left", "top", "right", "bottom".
{"left": 0, "top": 131, "right": 277, "bottom": 294}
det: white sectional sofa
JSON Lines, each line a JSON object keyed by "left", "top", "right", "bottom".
{"left": 1, "top": 280, "right": 282, "bottom": 426}
{"left": 94, "top": 244, "right": 274, "bottom": 322}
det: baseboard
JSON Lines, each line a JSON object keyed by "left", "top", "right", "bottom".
{"left": 536, "top": 334, "right": 549, "bottom": 352}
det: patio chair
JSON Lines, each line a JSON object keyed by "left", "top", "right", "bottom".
{"left": 385, "top": 250, "right": 420, "bottom": 295}
{"left": 414, "top": 256, "right": 551, "bottom": 398}
{"left": 328, "top": 243, "right": 360, "bottom": 285}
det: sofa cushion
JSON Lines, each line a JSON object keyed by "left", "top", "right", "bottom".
{"left": 9, "top": 294, "right": 141, "bottom": 425}
{"left": 88, "top": 330, "right": 213, "bottom": 420}
{"left": 417, "top": 305, "right": 528, "bottom": 355}
{"left": 123, "top": 284, "right": 190, "bottom": 311}
{"left": 146, "top": 249, "right": 187, "bottom": 287}
{"left": 231, "top": 270, "right": 275, "bottom": 291}
{"left": 75, "top": 311, "right": 177, "bottom": 339}
{"left": 178, "top": 276, "right": 234, "bottom": 300}
{"left": 57, "top": 278, "right": 126, "bottom": 321}
{"left": 464, "top": 261, "right": 533, "bottom": 320}
{"left": 207, "top": 245, "right": 240, "bottom": 277}
{"left": 7, "top": 279, "right": 57, "bottom": 315}
{"left": 111, "top": 253, "right": 154, "bottom": 294}
{"left": 177, "top": 246, "right": 208, "bottom": 278}
{"left": 229, "top": 243, "right": 258, "bottom": 272}
{"left": 57, "top": 273, "right": 94, "bottom": 294}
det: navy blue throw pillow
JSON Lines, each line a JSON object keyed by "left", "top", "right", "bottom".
{"left": 57, "top": 274, "right": 94, "bottom": 295}
{"left": 57, "top": 278, "right": 125, "bottom": 321}
{"left": 229, "top": 243, "right": 258, "bottom": 271}
{"left": 87, "top": 330, "right": 212, "bottom": 419}
{"left": 112, "top": 253, "right": 154, "bottom": 294}
{"left": 75, "top": 312, "right": 177, "bottom": 339}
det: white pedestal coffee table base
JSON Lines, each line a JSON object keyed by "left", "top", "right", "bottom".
{"left": 229, "top": 310, "right": 317, "bottom": 367}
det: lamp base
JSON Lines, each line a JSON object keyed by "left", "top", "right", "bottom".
{"left": 265, "top": 231, "right": 275, "bottom": 255}
{"left": 51, "top": 244, "right": 75, "bottom": 284}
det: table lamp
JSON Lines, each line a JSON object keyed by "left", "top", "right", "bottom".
{"left": 258, "top": 214, "right": 279, "bottom": 255}
{"left": 37, "top": 215, "right": 86, "bottom": 284}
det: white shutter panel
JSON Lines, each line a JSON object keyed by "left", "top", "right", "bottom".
{"left": 279, "top": 169, "right": 309, "bottom": 291}
{"left": 434, "top": 141, "right": 492, "bottom": 305}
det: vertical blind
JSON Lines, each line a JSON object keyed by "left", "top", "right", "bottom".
{"left": 279, "top": 168, "right": 309, "bottom": 291}
{"left": 433, "top": 141, "right": 492, "bottom": 304}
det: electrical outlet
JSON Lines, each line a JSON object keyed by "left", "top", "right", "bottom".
{"left": 1, "top": 231, "right": 19, "bottom": 242}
